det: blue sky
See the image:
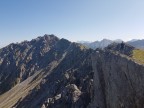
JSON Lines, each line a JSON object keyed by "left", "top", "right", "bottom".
{"left": 0, "top": 0, "right": 144, "bottom": 47}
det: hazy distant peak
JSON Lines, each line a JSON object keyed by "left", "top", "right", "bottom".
{"left": 127, "top": 39, "right": 144, "bottom": 49}
{"left": 113, "top": 39, "right": 123, "bottom": 43}
{"left": 101, "top": 38, "right": 112, "bottom": 41}
{"left": 77, "top": 41, "right": 91, "bottom": 44}
{"left": 128, "top": 39, "right": 139, "bottom": 42}
{"left": 79, "top": 39, "right": 113, "bottom": 49}
{"left": 79, "top": 38, "right": 144, "bottom": 49}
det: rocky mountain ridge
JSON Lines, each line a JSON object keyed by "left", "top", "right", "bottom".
{"left": 90, "top": 44, "right": 144, "bottom": 108}
{"left": 0, "top": 34, "right": 94, "bottom": 108}
{"left": 0, "top": 34, "right": 60, "bottom": 94}
{"left": 0, "top": 35, "right": 144, "bottom": 108}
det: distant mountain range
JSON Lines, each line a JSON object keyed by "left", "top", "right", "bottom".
{"left": 78, "top": 39, "right": 144, "bottom": 49}
{"left": 127, "top": 39, "right": 144, "bottom": 49}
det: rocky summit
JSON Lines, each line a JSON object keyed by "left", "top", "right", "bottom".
{"left": 0, "top": 34, "right": 144, "bottom": 108}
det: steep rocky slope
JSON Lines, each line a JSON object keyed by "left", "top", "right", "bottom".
{"left": 0, "top": 35, "right": 94, "bottom": 108}
{"left": 0, "top": 34, "right": 59, "bottom": 94}
{"left": 90, "top": 43, "right": 144, "bottom": 108}
{"left": 14, "top": 42, "right": 93, "bottom": 108}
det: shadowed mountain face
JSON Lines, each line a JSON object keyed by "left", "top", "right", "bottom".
{"left": 0, "top": 35, "right": 144, "bottom": 108}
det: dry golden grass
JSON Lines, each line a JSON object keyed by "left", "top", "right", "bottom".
{"left": 0, "top": 70, "right": 43, "bottom": 108}
{"left": 132, "top": 49, "right": 144, "bottom": 64}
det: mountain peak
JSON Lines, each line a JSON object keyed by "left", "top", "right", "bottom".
{"left": 101, "top": 38, "right": 112, "bottom": 41}
{"left": 106, "top": 42, "right": 135, "bottom": 56}
{"left": 31, "top": 34, "right": 59, "bottom": 42}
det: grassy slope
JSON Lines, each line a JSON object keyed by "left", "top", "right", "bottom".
{"left": 0, "top": 70, "right": 42, "bottom": 108}
{"left": 132, "top": 49, "right": 144, "bottom": 64}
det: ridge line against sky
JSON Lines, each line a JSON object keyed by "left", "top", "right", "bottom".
{"left": 0, "top": 0, "right": 144, "bottom": 47}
